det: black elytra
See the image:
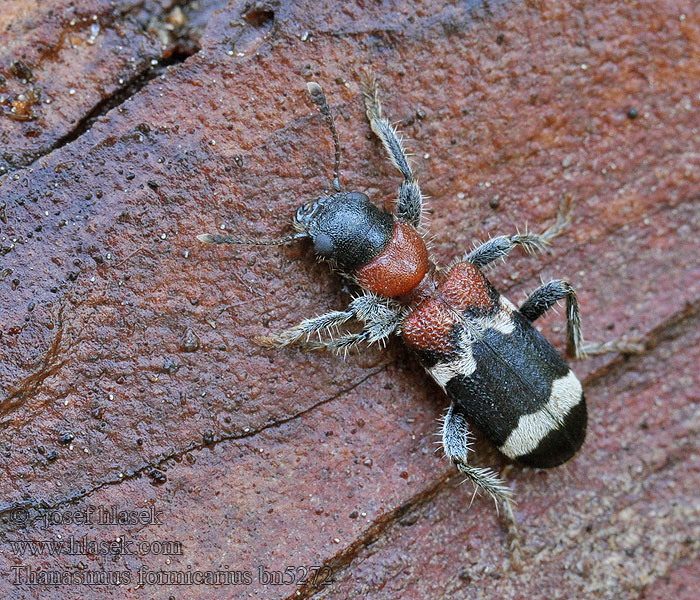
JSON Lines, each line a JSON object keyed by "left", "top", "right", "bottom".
{"left": 446, "top": 314, "right": 587, "bottom": 469}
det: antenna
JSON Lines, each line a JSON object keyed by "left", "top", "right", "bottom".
{"left": 307, "top": 82, "right": 342, "bottom": 191}
{"left": 197, "top": 232, "right": 306, "bottom": 246}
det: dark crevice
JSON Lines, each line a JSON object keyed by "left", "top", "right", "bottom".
{"left": 583, "top": 300, "right": 700, "bottom": 388}
{"left": 290, "top": 475, "right": 451, "bottom": 599}
{"left": 0, "top": 367, "right": 385, "bottom": 535}
{"left": 0, "top": 0, "right": 227, "bottom": 174}
{"left": 51, "top": 47, "right": 198, "bottom": 152}
{"left": 39, "top": 0, "right": 219, "bottom": 159}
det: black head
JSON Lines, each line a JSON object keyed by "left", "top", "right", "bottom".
{"left": 293, "top": 191, "right": 394, "bottom": 272}
{"left": 291, "top": 85, "right": 393, "bottom": 272}
{"left": 197, "top": 83, "right": 396, "bottom": 258}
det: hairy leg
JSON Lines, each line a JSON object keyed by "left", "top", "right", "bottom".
{"left": 465, "top": 196, "right": 573, "bottom": 268}
{"left": 520, "top": 279, "right": 644, "bottom": 359}
{"left": 361, "top": 73, "right": 424, "bottom": 227}
{"left": 255, "top": 293, "right": 406, "bottom": 354}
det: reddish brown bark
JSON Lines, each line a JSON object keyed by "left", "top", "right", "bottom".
{"left": 1, "top": 1, "right": 698, "bottom": 598}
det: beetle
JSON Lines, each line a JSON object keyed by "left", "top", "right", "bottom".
{"left": 199, "top": 75, "right": 640, "bottom": 511}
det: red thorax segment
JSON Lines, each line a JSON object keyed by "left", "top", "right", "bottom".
{"left": 402, "top": 262, "right": 497, "bottom": 354}
{"left": 354, "top": 221, "right": 429, "bottom": 298}
{"left": 438, "top": 262, "right": 496, "bottom": 312}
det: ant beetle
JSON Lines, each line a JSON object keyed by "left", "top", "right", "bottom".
{"left": 199, "top": 75, "right": 641, "bottom": 534}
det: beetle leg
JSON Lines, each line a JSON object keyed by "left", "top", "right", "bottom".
{"left": 441, "top": 402, "right": 513, "bottom": 502}
{"left": 256, "top": 293, "right": 406, "bottom": 354}
{"left": 465, "top": 195, "right": 573, "bottom": 268}
{"left": 442, "top": 403, "right": 523, "bottom": 566}
{"left": 519, "top": 279, "right": 643, "bottom": 359}
{"left": 255, "top": 309, "right": 354, "bottom": 348}
{"left": 300, "top": 296, "right": 406, "bottom": 356}
{"left": 361, "top": 72, "right": 423, "bottom": 228}
{"left": 519, "top": 279, "right": 584, "bottom": 359}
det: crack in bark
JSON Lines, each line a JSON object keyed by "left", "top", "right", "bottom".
{"left": 583, "top": 300, "right": 699, "bottom": 388}
{"left": 0, "top": 0, "right": 223, "bottom": 174}
{"left": 49, "top": 48, "right": 198, "bottom": 156}
{"left": 289, "top": 474, "right": 452, "bottom": 600}
{"left": 0, "top": 366, "right": 386, "bottom": 534}
{"left": 292, "top": 306, "right": 700, "bottom": 598}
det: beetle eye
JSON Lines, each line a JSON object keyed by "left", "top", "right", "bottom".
{"left": 313, "top": 233, "right": 334, "bottom": 257}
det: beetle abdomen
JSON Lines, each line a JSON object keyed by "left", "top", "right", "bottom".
{"left": 442, "top": 313, "right": 586, "bottom": 468}
{"left": 402, "top": 263, "right": 587, "bottom": 468}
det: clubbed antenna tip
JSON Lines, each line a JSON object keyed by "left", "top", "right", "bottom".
{"left": 306, "top": 81, "right": 323, "bottom": 97}
{"left": 197, "top": 232, "right": 306, "bottom": 246}
{"left": 306, "top": 81, "right": 342, "bottom": 192}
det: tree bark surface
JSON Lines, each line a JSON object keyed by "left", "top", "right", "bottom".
{"left": 0, "top": 1, "right": 698, "bottom": 598}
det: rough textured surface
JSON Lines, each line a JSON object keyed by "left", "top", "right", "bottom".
{"left": 0, "top": 0, "right": 226, "bottom": 172}
{"left": 0, "top": 0, "right": 698, "bottom": 598}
